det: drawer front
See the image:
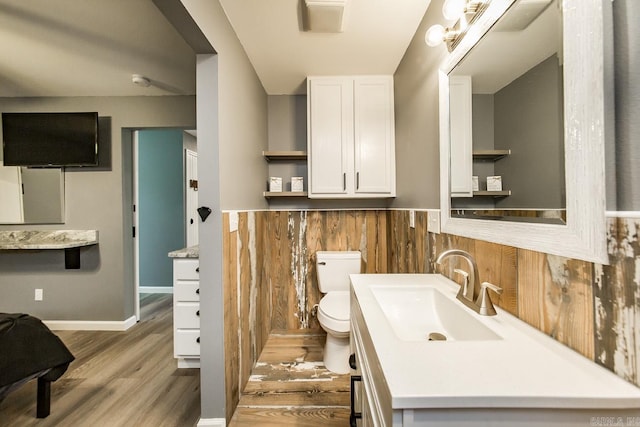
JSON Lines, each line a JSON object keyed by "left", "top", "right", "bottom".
{"left": 174, "top": 281, "right": 200, "bottom": 302}
{"left": 173, "top": 259, "right": 200, "bottom": 281}
{"left": 175, "top": 302, "right": 201, "bottom": 329}
{"left": 174, "top": 329, "right": 200, "bottom": 356}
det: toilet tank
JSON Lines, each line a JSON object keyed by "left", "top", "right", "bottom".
{"left": 316, "top": 251, "right": 362, "bottom": 293}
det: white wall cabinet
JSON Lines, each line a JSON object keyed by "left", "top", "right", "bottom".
{"left": 307, "top": 76, "right": 396, "bottom": 198}
{"left": 448, "top": 75, "right": 473, "bottom": 198}
{"left": 173, "top": 258, "right": 200, "bottom": 368}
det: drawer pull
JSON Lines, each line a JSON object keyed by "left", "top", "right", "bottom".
{"left": 196, "top": 310, "right": 200, "bottom": 316}
{"left": 350, "top": 375, "right": 362, "bottom": 427}
{"left": 196, "top": 267, "right": 199, "bottom": 273}
{"left": 196, "top": 337, "right": 200, "bottom": 344}
{"left": 196, "top": 289, "right": 200, "bottom": 295}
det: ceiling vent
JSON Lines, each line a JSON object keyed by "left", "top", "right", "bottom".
{"left": 304, "top": 0, "right": 348, "bottom": 33}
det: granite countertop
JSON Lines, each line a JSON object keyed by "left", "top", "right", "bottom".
{"left": 0, "top": 230, "right": 99, "bottom": 250}
{"left": 168, "top": 245, "right": 199, "bottom": 258}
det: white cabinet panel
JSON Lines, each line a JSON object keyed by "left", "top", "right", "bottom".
{"left": 449, "top": 75, "right": 473, "bottom": 197}
{"left": 173, "top": 258, "right": 200, "bottom": 365}
{"left": 308, "top": 76, "right": 395, "bottom": 198}
{"left": 308, "top": 78, "right": 352, "bottom": 195}
{"left": 354, "top": 77, "right": 396, "bottom": 195}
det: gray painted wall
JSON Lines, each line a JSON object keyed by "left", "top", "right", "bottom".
{"left": 494, "top": 55, "right": 565, "bottom": 209}
{"left": 0, "top": 95, "right": 195, "bottom": 320}
{"left": 20, "top": 168, "right": 65, "bottom": 223}
{"left": 267, "top": 95, "right": 308, "bottom": 192}
{"left": 614, "top": 0, "right": 640, "bottom": 210}
{"left": 392, "top": 0, "right": 448, "bottom": 209}
{"left": 180, "top": 0, "right": 270, "bottom": 420}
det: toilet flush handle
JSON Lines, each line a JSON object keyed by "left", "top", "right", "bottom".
{"left": 318, "top": 261, "right": 326, "bottom": 265}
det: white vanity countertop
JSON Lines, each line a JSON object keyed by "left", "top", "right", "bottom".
{"left": 350, "top": 274, "right": 640, "bottom": 410}
{"left": 0, "top": 230, "right": 98, "bottom": 249}
{"left": 168, "top": 245, "right": 199, "bottom": 258}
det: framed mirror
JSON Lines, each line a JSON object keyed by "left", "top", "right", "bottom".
{"left": 438, "top": 0, "right": 609, "bottom": 263}
{"left": 0, "top": 163, "right": 65, "bottom": 224}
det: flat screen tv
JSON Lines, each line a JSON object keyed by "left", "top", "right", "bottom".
{"left": 2, "top": 112, "right": 99, "bottom": 167}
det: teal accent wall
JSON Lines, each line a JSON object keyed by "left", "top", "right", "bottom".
{"left": 138, "top": 129, "right": 184, "bottom": 288}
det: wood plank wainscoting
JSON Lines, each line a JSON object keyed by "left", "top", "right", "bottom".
{"left": 223, "top": 210, "right": 640, "bottom": 424}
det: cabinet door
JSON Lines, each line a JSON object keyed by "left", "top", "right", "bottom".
{"left": 353, "top": 77, "right": 396, "bottom": 195}
{"left": 449, "top": 75, "right": 473, "bottom": 197}
{"left": 307, "top": 77, "right": 353, "bottom": 196}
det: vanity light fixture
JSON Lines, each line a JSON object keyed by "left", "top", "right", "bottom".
{"left": 426, "top": 0, "right": 490, "bottom": 51}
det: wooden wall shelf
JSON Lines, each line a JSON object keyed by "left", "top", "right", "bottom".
{"left": 263, "top": 191, "right": 308, "bottom": 199}
{"left": 473, "top": 190, "right": 511, "bottom": 197}
{"left": 472, "top": 149, "right": 511, "bottom": 161}
{"left": 262, "top": 151, "right": 307, "bottom": 162}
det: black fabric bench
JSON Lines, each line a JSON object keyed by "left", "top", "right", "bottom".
{"left": 0, "top": 313, "right": 74, "bottom": 418}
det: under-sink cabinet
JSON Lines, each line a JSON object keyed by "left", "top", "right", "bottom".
{"left": 307, "top": 76, "right": 396, "bottom": 198}
{"left": 173, "top": 258, "right": 200, "bottom": 368}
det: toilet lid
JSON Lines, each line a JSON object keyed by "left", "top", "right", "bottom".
{"left": 319, "top": 291, "right": 350, "bottom": 321}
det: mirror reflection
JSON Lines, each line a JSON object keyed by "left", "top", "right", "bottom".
{"left": 0, "top": 162, "right": 64, "bottom": 224}
{"left": 448, "top": 0, "right": 564, "bottom": 224}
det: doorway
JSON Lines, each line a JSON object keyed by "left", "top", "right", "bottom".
{"left": 133, "top": 129, "right": 188, "bottom": 320}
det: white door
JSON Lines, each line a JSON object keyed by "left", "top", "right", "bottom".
{"left": 185, "top": 149, "right": 198, "bottom": 247}
{"left": 0, "top": 161, "right": 24, "bottom": 223}
{"left": 353, "top": 76, "right": 395, "bottom": 195}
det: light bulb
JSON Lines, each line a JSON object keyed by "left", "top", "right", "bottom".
{"left": 442, "top": 0, "right": 466, "bottom": 20}
{"left": 425, "top": 24, "right": 446, "bottom": 47}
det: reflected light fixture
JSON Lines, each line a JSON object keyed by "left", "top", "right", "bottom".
{"left": 132, "top": 74, "right": 151, "bottom": 87}
{"left": 425, "top": 0, "right": 489, "bottom": 50}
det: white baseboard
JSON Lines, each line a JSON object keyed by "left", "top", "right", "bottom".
{"left": 45, "top": 315, "right": 137, "bottom": 331}
{"left": 139, "top": 286, "right": 173, "bottom": 294}
{"left": 197, "top": 418, "right": 226, "bottom": 427}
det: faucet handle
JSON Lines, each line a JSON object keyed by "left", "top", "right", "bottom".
{"left": 453, "top": 268, "right": 469, "bottom": 295}
{"left": 476, "top": 281, "right": 503, "bottom": 316}
{"left": 481, "top": 281, "right": 503, "bottom": 295}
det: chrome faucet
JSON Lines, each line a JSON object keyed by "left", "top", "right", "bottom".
{"left": 435, "top": 249, "right": 502, "bottom": 316}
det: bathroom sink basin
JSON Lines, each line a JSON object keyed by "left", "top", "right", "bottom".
{"left": 369, "top": 284, "right": 501, "bottom": 341}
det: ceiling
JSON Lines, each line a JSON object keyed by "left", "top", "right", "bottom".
{"left": 219, "top": 0, "right": 432, "bottom": 95}
{"left": 0, "top": 0, "right": 431, "bottom": 98}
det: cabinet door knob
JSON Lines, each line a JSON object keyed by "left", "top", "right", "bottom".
{"left": 196, "top": 337, "right": 200, "bottom": 344}
{"left": 196, "top": 289, "right": 200, "bottom": 294}
{"left": 196, "top": 267, "right": 199, "bottom": 273}
{"left": 196, "top": 310, "right": 200, "bottom": 316}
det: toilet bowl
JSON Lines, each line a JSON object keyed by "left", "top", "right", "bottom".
{"left": 315, "top": 251, "right": 361, "bottom": 374}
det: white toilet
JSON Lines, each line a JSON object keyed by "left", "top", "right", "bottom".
{"left": 316, "top": 250, "right": 361, "bottom": 374}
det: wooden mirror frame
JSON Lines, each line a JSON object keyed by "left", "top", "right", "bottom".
{"left": 438, "top": 0, "right": 609, "bottom": 264}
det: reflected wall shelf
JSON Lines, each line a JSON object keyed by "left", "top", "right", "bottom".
{"left": 473, "top": 149, "right": 511, "bottom": 161}
{"left": 262, "top": 151, "right": 307, "bottom": 162}
{"left": 473, "top": 190, "right": 511, "bottom": 197}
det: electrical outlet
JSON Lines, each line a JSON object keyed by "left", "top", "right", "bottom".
{"left": 409, "top": 210, "right": 416, "bottom": 228}
{"left": 35, "top": 289, "right": 43, "bottom": 301}
{"left": 428, "top": 210, "right": 441, "bottom": 234}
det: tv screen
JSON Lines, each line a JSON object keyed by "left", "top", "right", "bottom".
{"left": 2, "top": 112, "right": 99, "bottom": 167}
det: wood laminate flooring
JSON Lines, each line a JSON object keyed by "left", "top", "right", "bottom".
{"left": 0, "top": 294, "right": 200, "bottom": 427}
{"left": 229, "top": 332, "right": 351, "bottom": 426}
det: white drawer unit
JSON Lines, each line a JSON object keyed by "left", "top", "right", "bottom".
{"left": 172, "top": 257, "right": 200, "bottom": 368}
